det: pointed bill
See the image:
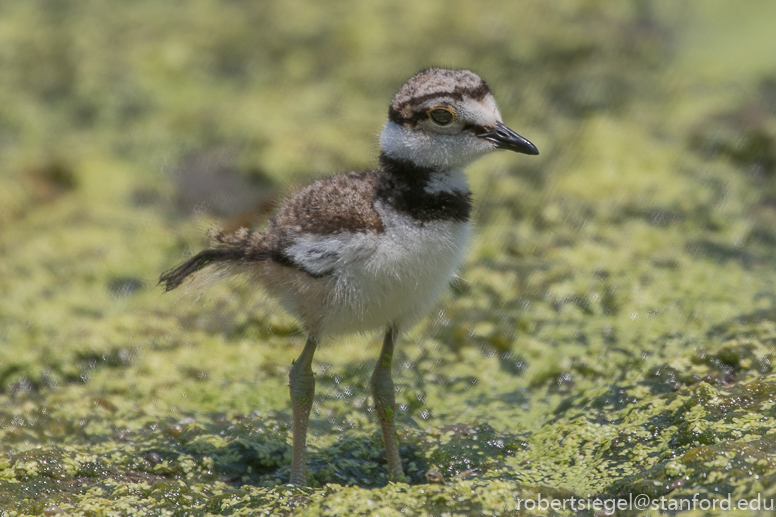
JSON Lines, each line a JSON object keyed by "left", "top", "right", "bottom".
{"left": 479, "top": 121, "right": 539, "bottom": 155}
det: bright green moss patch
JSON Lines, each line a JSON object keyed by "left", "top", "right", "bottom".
{"left": 3, "top": 0, "right": 776, "bottom": 515}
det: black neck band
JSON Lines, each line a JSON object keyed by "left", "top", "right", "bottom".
{"left": 377, "top": 153, "right": 472, "bottom": 223}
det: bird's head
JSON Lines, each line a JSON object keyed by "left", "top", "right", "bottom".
{"left": 380, "top": 68, "right": 538, "bottom": 171}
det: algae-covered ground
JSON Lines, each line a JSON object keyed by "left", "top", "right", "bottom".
{"left": 3, "top": 0, "right": 776, "bottom": 515}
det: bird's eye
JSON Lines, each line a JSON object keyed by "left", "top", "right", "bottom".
{"left": 428, "top": 108, "right": 454, "bottom": 126}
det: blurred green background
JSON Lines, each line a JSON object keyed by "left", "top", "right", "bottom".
{"left": 3, "top": 0, "right": 776, "bottom": 514}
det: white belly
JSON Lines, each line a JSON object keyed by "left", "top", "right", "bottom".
{"left": 283, "top": 201, "right": 472, "bottom": 336}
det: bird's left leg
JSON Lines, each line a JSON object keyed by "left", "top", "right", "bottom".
{"left": 370, "top": 325, "right": 407, "bottom": 482}
{"left": 288, "top": 335, "right": 318, "bottom": 486}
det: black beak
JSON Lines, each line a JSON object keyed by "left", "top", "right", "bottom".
{"left": 479, "top": 121, "right": 539, "bottom": 155}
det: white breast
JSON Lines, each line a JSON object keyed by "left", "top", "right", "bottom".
{"left": 285, "top": 202, "right": 472, "bottom": 336}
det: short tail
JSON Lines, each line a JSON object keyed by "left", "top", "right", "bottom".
{"left": 159, "top": 228, "right": 267, "bottom": 291}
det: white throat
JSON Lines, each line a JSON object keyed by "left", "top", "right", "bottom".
{"left": 379, "top": 121, "right": 493, "bottom": 170}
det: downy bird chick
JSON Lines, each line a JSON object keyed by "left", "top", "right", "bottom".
{"left": 160, "top": 68, "right": 539, "bottom": 485}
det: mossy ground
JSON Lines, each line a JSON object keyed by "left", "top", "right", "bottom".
{"left": 2, "top": 1, "right": 776, "bottom": 515}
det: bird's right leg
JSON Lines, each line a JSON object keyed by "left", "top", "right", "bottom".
{"left": 288, "top": 336, "right": 318, "bottom": 486}
{"left": 371, "top": 326, "right": 407, "bottom": 482}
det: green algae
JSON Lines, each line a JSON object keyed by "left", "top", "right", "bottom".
{"left": 3, "top": 0, "right": 776, "bottom": 515}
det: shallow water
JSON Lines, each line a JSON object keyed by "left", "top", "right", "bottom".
{"left": 2, "top": 0, "right": 776, "bottom": 514}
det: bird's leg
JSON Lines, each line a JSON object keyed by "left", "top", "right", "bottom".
{"left": 371, "top": 326, "right": 406, "bottom": 482}
{"left": 288, "top": 336, "right": 318, "bottom": 486}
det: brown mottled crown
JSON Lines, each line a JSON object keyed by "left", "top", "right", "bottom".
{"left": 388, "top": 69, "right": 491, "bottom": 125}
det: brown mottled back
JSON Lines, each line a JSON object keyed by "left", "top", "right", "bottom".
{"left": 267, "top": 171, "right": 384, "bottom": 236}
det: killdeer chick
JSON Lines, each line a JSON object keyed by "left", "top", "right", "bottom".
{"left": 160, "top": 68, "right": 538, "bottom": 486}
